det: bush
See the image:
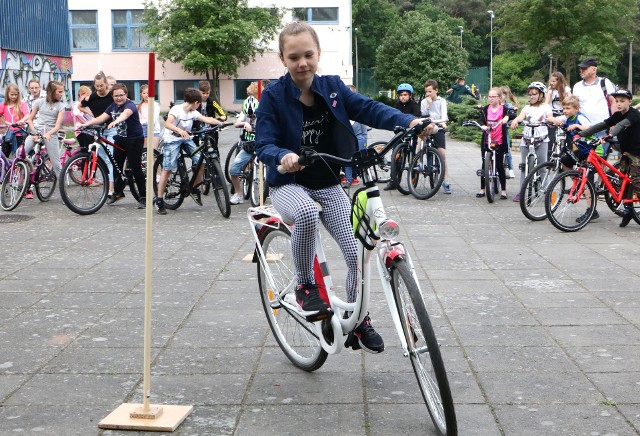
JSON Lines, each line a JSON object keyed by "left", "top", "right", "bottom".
{"left": 447, "top": 99, "right": 482, "bottom": 143}
{"left": 372, "top": 94, "right": 395, "bottom": 107}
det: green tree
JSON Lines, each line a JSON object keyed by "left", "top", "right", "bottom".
{"left": 352, "top": 0, "right": 396, "bottom": 69}
{"left": 497, "top": 0, "right": 639, "bottom": 84}
{"left": 493, "top": 51, "right": 538, "bottom": 94}
{"left": 374, "top": 10, "right": 468, "bottom": 96}
{"left": 142, "top": 0, "right": 282, "bottom": 101}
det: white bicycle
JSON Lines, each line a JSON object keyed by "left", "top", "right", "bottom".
{"left": 247, "top": 121, "right": 457, "bottom": 435}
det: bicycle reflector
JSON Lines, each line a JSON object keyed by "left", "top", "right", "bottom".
{"left": 351, "top": 188, "right": 379, "bottom": 249}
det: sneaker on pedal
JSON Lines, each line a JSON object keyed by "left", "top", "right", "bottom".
{"left": 344, "top": 314, "right": 384, "bottom": 353}
{"left": 107, "top": 193, "right": 125, "bottom": 205}
{"left": 230, "top": 193, "right": 244, "bottom": 204}
{"left": 190, "top": 188, "right": 203, "bottom": 206}
{"left": 620, "top": 207, "right": 634, "bottom": 227}
{"left": 295, "top": 284, "right": 331, "bottom": 322}
{"left": 154, "top": 197, "right": 167, "bottom": 215}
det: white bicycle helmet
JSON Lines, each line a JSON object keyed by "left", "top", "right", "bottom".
{"left": 527, "top": 81, "right": 547, "bottom": 95}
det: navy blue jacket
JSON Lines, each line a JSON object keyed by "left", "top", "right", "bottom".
{"left": 256, "top": 73, "right": 415, "bottom": 187}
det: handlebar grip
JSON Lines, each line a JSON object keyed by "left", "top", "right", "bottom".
{"left": 277, "top": 164, "right": 286, "bottom": 174}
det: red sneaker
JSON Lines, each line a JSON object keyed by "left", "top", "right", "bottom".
{"left": 25, "top": 190, "right": 33, "bottom": 199}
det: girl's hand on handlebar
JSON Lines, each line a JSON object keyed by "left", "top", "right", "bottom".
{"left": 280, "top": 152, "right": 304, "bottom": 173}
{"left": 409, "top": 118, "right": 428, "bottom": 129}
{"left": 509, "top": 120, "right": 519, "bottom": 130}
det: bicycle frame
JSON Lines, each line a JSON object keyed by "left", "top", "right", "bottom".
{"left": 247, "top": 163, "right": 420, "bottom": 356}
{"left": 573, "top": 149, "right": 633, "bottom": 206}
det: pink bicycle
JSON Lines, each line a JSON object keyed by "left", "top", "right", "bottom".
{"left": 1, "top": 124, "right": 57, "bottom": 211}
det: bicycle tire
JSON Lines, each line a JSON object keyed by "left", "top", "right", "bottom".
{"left": 35, "top": 154, "right": 57, "bottom": 201}
{"left": 124, "top": 169, "right": 141, "bottom": 202}
{"left": 1, "top": 161, "right": 29, "bottom": 211}
{"left": 367, "top": 140, "right": 392, "bottom": 183}
{"left": 153, "top": 155, "right": 185, "bottom": 210}
{"left": 202, "top": 162, "right": 212, "bottom": 195}
{"left": 545, "top": 170, "right": 596, "bottom": 232}
{"left": 59, "top": 153, "right": 109, "bottom": 215}
{"left": 224, "top": 141, "right": 241, "bottom": 184}
{"left": 390, "top": 142, "right": 411, "bottom": 195}
{"left": 209, "top": 158, "right": 231, "bottom": 218}
{"left": 241, "top": 160, "right": 252, "bottom": 200}
{"left": 257, "top": 226, "right": 328, "bottom": 371}
{"left": 408, "top": 147, "right": 445, "bottom": 200}
{"left": 251, "top": 159, "right": 268, "bottom": 207}
{"left": 519, "top": 161, "right": 558, "bottom": 221}
{"left": 391, "top": 259, "right": 457, "bottom": 435}
{"left": 484, "top": 150, "right": 495, "bottom": 203}
{"left": 603, "top": 162, "right": 622, "bottom": 213}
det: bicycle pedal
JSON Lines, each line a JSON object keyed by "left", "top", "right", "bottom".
{"left": 303, "top": 309, "right": 333, "bottom": 323}
{"left": 476, "top": 169, "right": 484, "bottom": 177}
{"left": 269, "top": 300, "right": 282, "bottom": 309}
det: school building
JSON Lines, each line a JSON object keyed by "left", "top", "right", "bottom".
{"left": 68, "top": 0, "right": 354, "bottom": 111}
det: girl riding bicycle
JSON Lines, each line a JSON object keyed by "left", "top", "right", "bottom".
{"left": 510, "top": 82, "right": 553, "bottom": 202}
{"left": 476, "top": 87, "right": 516, "bottom": 199}
{"left": 255, "top": 21, "right": 424, "bottom": 354}
{"left": 0, "top": 84, "right": 30, "bottom": 158}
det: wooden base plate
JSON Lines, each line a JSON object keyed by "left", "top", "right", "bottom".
{"left": 98, "top": 403, "right": 193, "bottom": 431}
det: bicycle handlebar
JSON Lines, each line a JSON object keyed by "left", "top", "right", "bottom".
{"left": 190, "top": 122, "right": 233, "bottom": 135}
{"left": 276, "top": 118, "right": 432, "bottom": 174}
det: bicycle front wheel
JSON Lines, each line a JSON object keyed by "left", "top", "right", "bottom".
{"left": 257, "top": 226, "right": 328, "bottom": 372}
{"left": 209, "top": 158, "right": 231, "bottom": 218}
{"left": 250, "top": 159, "right": 268, "bottom": 207}
{"left": 391, "top": 143, "right": 411, "bottom": 195}
{"left": 367, "top": 140, "right": 392, "bottom": 183}
{"left": 224, "top": 141, "right": 241, "bottom": 184}
{"left": 409, "top": 147, "right": 445, "bottom": 200}
{"left": 35, "top": 155, "right": 57, "bottom": 201}
{"left": 484, "top": 150, "right": 496, "bottom": 203}
{"left": 241, "top": 160, "right": 252, "bottom": 200}
{"left": 519, "top": 161, "right": 558, "bottom": 221}
{"left": 391, "top": 259, "right": 457, "bottom": 435}
{"left": 1, "top": 161, "right": 29, "bottom": 211}
{"left": 153, "top": 155, "right": 185, "bottom": 210}
{"left": 545, "top": 170, "right": 596, "bottom": 232}
{"left": 59, "top": 153, "right": 109, "bottom": 215}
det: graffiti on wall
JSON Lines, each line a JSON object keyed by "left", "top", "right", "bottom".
{"left": 0, "top": 49, "right": 73, "bottom": 103}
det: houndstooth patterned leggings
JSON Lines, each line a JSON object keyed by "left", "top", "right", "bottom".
{"left": 270, "top": 184, "right": 359, "bottom": 303}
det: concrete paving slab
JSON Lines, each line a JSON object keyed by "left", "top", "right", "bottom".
{"left": 1, "top": 129, "right": 639, "bottom": 434}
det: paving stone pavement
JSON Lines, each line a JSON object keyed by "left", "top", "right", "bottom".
{"left": 0, "top": 126, "right": 639, "bottom": 435}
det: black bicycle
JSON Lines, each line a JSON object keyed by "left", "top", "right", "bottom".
{"left": 408, "top": 131, "right": 445, "bottom": 200}
{"left": 153, "top": 123, "right": 232, "bottom": 218}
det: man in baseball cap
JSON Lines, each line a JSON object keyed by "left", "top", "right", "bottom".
{"left": 578, "top": 57, "right": 598, "bottom": 68}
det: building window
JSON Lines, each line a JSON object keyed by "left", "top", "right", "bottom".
{"left": 112, "top": 10, "right": 149, "bottom": 51}
{"left": 174, "top": 81, "right": 208, "bottom": 103}
{"left": 72, "top": 81, "right": 159, "bottom": 103}
{"left": 293, "top": 7, "right": 338, "bottom": 24}
{"left": 69, "top": 10, "right": 98, "bottom": 50}
{"left": 234, "top": 79, "right": 259, "bottom": 103}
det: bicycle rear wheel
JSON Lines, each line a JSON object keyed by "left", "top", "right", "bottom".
{"left": 484, "top": 150, "right": 496, "bottom": 203}
{"left": 59, "top": 153, "right": 109, "bottom": 215}
{"left": 257, "top": 226, "right": 328, "bottom": 371}
{"left": 209, "top": 158, "right": 231, "bottom": 218}
{"left": 545, "top": 170, "right": 596, "bottom": 232}
{"left": 250, "top": 159, "right": 268, "bottom": 206}
{"left": 367, "top": 140, "right": 392, "bottom": 183}
{"left": 1, "top": 161, "right": 29, "bottom": 211}
{"left": 408, "top": 147, "right": 445, "bottom": 200}
{"left": 153, "top": 155, "right": 185, "bottom": 210}
{"left": 391, "top": 259, "right": 456, "bottom": 435}
{"left": 241, "top": 160, "right": 252, "bottom": 200}
{"left": 35, "top": 155, "right": 57, "bottom": 201}
{"left": 519, "top": 161, "right": 557, "bottom": 221}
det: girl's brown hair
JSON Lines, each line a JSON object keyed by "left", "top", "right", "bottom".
{"left": 45, "top": 80, "right": 64, "bottom": 103}
{"left": 499, "top": 86, "right": 518, "bottom": 107}
{"left": 138, "top": 84, "right": 149, "bottom": 112}
{"left": 551, "top": 72, "right": 568, "bottom": 102}
{"left": 3, "top": 84, "right": 25, "bottom": 119}
{"left": 278, "top": 21, "right": 320, "bottom": 55}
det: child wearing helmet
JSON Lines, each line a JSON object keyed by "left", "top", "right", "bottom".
{"left": 394, "top": 83, "right": 421, "bottom": 117}
{"left": 578, "top": 88, "right": 640, "bottom": 227}
{"left": 509, "top": 82, "right": 553, "bottom": 202}
{"left": 229, "top": 84, "right": 260, "bottom": 204}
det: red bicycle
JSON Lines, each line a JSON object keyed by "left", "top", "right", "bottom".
{"left": 544, "top": 138, "right": 640, "bottom": 231}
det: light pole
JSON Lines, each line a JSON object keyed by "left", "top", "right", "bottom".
{"left": 629, "top": 39, "right": 633, "bottom": 91}
{"left": 488, "top": 10, "right": 494, "bottom": 90}
{"left": 458, "top": 26, "right": 464, "bottom": 48}
{"left": 549, "top": 54, "right": 553, "bottom": 80}
{"left": 354, "top": 27, "right": 359, "bottom": 89}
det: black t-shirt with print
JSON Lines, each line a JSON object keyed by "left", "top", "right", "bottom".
{"left": 81, "top": 91, "right": 114, "bottom": 118}
{"left": 297, "top": 98, "right": 340, "bottom": 189}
